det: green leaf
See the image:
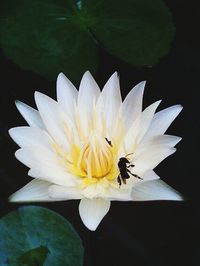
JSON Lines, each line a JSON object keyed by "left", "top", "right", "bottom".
{"left": 18, "top": 246, "right": 49, "bottom": 266}
{"left": 0, "top": 0, "right": 174, "bottom": 82}
{"left": 85, "top": 0, "right": 175, "bottom": 67}
{"left": 0, "top": 206, "right": 84, "bottom": 266}
{"left": 0, "top": 0, "right": 98, "bottom": 82}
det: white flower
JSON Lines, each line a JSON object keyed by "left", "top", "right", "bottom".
{"left": 9, "top": 72, "right": 183, "bottom": 231}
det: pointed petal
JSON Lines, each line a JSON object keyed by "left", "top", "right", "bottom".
{"left": 131, "top": 179, "right": 183, "bottom": 201}
{"left": 133, "top": 146, "right": 176, "bottom": 175}
{"left": 35, "top": 91, "right": 69, "bottom": 150}
{"left": 15, "top": 100, "right": 44, "bottom": 129}
{"left": 143, "top": 105, "right": 183, "bottom": 140}
{"left": 15, "top": 148, "right": 76, "bottom": 187}
{"left": 56, "top": 72, "right": 77, "bottom": 119}
{"left": 122, "top": 81, "right": 145, "bottom": 129}
{"left": 79, "top": 198, "right": 110, "bottom": 231}
{"left": 150, "top": 135, "right": 182, "bottom": 147}
{"left": 78, "top": 71, "right": 100, "bottom": 109}
{"left": 48, "top": 185, "right": 82, "bottom": 200}
{"left": 96, "top": 72, "right": 122, "bottom": 137}
{"left": 137, "top": 135, "right": 182, "bottom": 156}
{"left": 136, "top": 100, "right": 161, "bottom": 143}
{"left": 9, "top": 179, "right": 55, "bottom": 202}
{"left": 123, "top": 99, "right": 162, "bottom": 155}
{"left": 77, "top": 71, "right": 100, "bottom": 137}
{"left": 9, "top": 126, "right": 52, "bottom": 149}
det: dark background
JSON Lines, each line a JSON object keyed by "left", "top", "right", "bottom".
{"left": 0, "top": 1, "right": 200, "bottom": 265}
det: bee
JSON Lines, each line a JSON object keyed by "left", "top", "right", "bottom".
{"left": 105, "top": 138, "right": 142, "bottom": 187}
{"left": 117, "top": 156, "right": 142, "bottom": 186}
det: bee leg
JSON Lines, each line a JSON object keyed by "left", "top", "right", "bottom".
{"left": 117, "top": 176, "right": 122, "bottom": 187}
{"left": 127, "top": 164, "right": 135, "bottom": 168}
{"left": 127, "top": 169, "right": 143, "bottom": 180}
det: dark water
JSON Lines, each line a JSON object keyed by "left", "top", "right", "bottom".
{"left": 0, "top": 1, "right": 200, "bottom": 266}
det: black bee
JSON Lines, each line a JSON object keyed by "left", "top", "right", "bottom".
{"left": 105, "top": 138, "right": 142, "bottom": 187}
{"left": 117, "top": 156, "right": 142, "bottom": 186}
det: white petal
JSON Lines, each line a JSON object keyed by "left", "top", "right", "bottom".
{"left": 141, "top": 169, "right": 160, "bottom": 181}
{"left": 96, "top": 72, "right": 122, "bottom": 137}
{"left": 123, "top": 90, "right": 157, "bottom": 154}
{"left": 79, "top": 198, "right": 111, "bottom": 231}
{"left": 77, "top": 71, "right": 100, "bottom": 137}
{"left": 131, "top": 179, "right": 183, "bottom": 201}
{"left": 143, "top": 105, "right": 183, "bottom": 141}
{"left": 9, "top": 126, "right": 52, "bottom": 149}
{"left": 136, "top": 100, "right": 161, "bottom": 143}
{"left": 122, "top": 81, "right": 145, "bottom": 129}
{"left": 35, "top": 91, "right": 69, "bottom": 150}
{"left": 9, "top": 179, "right": 55, "bottom": 202}
{"left": 106, "top": 187, "right": 133, "bottom": 201}
{"left": 48, "top": 185, "right": 82, "bottom": 200}
{"left": 137, "top": 135, "right": 182, "bottom": 156}
{"left": 15, "top": 100, "right": 44, "bottom": 129}
{"left": 15, "top": 148, "right": 76, "bottom": 186}
{"left": 56, "top": 72, "right": 77, "bottom": 119}
{"left": 123, "top": 116, "right": 140, "bottom": 154}
{"left": 78, "top": 71, "right": 100, "bottom": 109}
{"left": 133, "top": 146, "right": 176, "bottom": 175}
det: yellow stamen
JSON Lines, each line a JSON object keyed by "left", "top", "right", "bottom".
{"left": 53, "top": 132, "right": 120, "bottom": 186}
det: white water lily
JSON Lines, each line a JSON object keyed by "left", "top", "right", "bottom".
{"left": 9, "top": 72, "right": 183, "bottom": 231}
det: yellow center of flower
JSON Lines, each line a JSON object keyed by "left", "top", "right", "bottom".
{"left": 53, "top": 133, "right": 119, "bottom": 186}
{"left": 78, "top": 135, "right": 113, "bottom": 179}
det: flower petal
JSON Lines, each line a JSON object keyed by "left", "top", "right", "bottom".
{"left": 9, "top": 179, "right": 54, "bottom": 202}
{"left": 79, "top": 198, "right": 111, "bottom": 231}
{"left": 106, "top": 187, "right": 133, "bottom": 201}
{"left": 141, "top": 169, "right": 160, "bottom": 181}
{"left": 56, "top": 72, "right": 77, "bottom": 120}
{"left": 131, "top": 179, "right": 183, "bottom": 201}
{"left": 15, "top": 148, "right": 76, "bottom": 186}
{"left": 96, "top": 72, "right": 122, "bottom": 137}
{"left": 136, "top": 100, "right": 161, "bottom": 143}
{"left": 15, "top": 100, "right": 44, "bottom": 128}
{"left": 48, "top": 185, "right": 82, "bottom": 200}
{"left": 123, "top": 89, "right": 157, "bottom": 154}
{"left": 123, "top": 116, "right": 140, "bottom": 154}
{"left": 35, "top": 91, "right": 70, "bottom": 150}
{"left": 78, "top": 71, "right": 100, "bottom": 109}
{"left": 148, "top": 135, "right": 182, "bottom": 147}
{"left": 143, "top": 105, "right": 183, "bottom": 141}
{"left": 9, "top": 126, "right": 52, "bottom": 149}
{"left": 133, "top": 146, "right": 176, "bottom": 175}
{"left": 137, "top": 135, "right": 182, "bottom": 156}
{"left": 122, "top": 81, "right": 145, "bottom": 129}
{"left": 77, "top": 71, "right": 100, "bottom": 137}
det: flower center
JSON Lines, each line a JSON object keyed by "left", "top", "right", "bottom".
{"left": 78, "top": 135, "right": 113, "bottom": 179}
{"left": 53, "top": 133, "right": 119, "bottom": 185}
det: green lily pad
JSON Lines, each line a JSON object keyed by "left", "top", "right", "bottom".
{"left": 86, "top": 0, "right": 175, "bottom": 67}
{"left": 17, "top": 246, "right": 49, "bottom": 266}
{"left": 0, "top": 206, "right": 83, "bottom": 266}
{"left": 0, "top": 0, "right": 174, "bottom": 82}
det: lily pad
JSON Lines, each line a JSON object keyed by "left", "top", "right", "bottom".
{"left": 0, "top": 206, "right": 83, "bottom": 266}
{"left": 0, "top": 0, "right": 174, "bottom": 81}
